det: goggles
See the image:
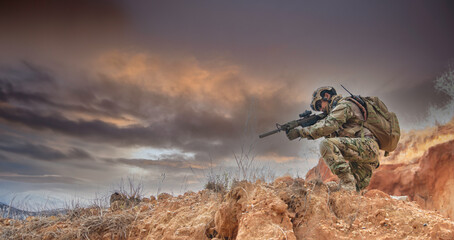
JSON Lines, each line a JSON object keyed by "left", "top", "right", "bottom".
{"left": 315, "top": 100, "right": 322, "bottom": 111}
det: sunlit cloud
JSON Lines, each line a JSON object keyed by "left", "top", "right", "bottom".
{"left": 128, "top": 147, "right": 195, "bottom": 160}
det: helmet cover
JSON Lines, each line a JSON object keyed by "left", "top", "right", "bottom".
{"left": 310, "top": 86, "right": 337, "bottom": 111}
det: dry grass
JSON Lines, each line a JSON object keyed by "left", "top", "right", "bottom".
{"left": 1, "top": 204, "right": 142, "bottom": 240}
{"left": 77, "top": 211, "right": 135, "bottom": 239}
{"left": 204, "top": 135, "right": 276, "bottom": 195}
{"left": 0, "top": 176, "right": 150, "bottom": 240}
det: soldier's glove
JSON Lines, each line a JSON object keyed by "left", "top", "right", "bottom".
{"left": 286, "top": 129, "right": 302, "bottom": 140}
{"left": 287, "top": 128, "right": 312, "bottom": 140}
{"left": 299, "top": 128, "right": 311, "bottom": 139}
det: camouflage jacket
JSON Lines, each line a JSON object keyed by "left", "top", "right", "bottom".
{"left": 305, "top": 97, "right": 375, "bottom": 140}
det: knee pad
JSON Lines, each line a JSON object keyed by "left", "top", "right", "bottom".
{"left": 319, "top": 139, "right": 333, "bottom": 156}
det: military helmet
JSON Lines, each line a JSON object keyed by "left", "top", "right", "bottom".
{"left": 310, "top": 86, "right": 337, "bottom": 111}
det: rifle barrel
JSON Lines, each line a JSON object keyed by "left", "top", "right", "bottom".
{"left": 259, "top": 129, "right": 280, "bottom": 138}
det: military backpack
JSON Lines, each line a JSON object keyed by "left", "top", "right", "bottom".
{"left": 347, "top": 96, "right": 401, "bottom": 153}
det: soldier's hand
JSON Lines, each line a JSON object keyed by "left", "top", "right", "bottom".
{"left": 286, "top": 129, "right": 301, "bottom": 140}
{"left": 299, "top": 128, "right": 311, "bottom": 139}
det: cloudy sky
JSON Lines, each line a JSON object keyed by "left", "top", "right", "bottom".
{"left": 0, "top": 0, "right": 453, "bottom": 208}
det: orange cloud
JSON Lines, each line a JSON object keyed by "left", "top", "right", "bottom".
{"left": 93, "top": 51, "right": 282, "bottom": 114}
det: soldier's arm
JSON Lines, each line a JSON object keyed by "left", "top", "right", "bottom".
{"left": 305, "top": 101, "right": 355, "bottom": 139}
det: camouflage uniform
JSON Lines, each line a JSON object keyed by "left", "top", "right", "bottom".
{"left": 305, "top": 95, "right": 380, "bottom": 191}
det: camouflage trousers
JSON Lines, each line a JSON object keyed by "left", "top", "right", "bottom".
{"left": 319, "top": 137, "right": 380, "bottom": 191}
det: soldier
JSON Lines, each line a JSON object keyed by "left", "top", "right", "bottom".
{"left": 286, "top": 86, "right": 380, "bottom": 192}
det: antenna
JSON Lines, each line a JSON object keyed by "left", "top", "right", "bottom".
{"left": 340, "top": 84, "right": 354, "bottom": 96}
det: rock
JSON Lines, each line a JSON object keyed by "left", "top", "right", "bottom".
{"left": 390, "top": 195, "right": 409, "bottom": 201}
{"left": 109, "top": 192, "right": 141, "bottom": 211}
{"left": 157, "top": 193, "right": 172, "bottom": 201}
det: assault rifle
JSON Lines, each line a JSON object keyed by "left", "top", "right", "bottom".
{"left": 259, "top": 110, "right": 327, "bottom": 138}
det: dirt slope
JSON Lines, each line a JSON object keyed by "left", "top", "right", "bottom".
{"left": 2, "top": 177, "right": 454, "bottom": 240}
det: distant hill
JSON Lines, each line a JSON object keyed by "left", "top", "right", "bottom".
{"left": 0, "top": 202, "right": 34, "bottom": 220}
{"left": 0, "top": 202, "right": 66, "bottom": 220}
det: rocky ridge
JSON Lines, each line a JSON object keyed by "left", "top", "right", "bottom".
{"left": 1, "top": 176, "right": 454, "bottom": 239}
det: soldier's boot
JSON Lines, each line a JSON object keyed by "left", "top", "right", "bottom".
{"left": 337, "top": 171, "right": 356, "bottom": 192}
{"left": 325, "top": 181, "right": 339, "bottom": 192}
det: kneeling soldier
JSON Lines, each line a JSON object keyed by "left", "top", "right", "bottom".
{"left": 287, "top": 86, "right": 380, "bottom": 191}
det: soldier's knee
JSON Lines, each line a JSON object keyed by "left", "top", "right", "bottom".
{"left": 332, "top": 163, "right": 350, "bottom": 175}
{"left": 319, "top": 138, "right": 334, "bottom": 155}
{"left": 320, "top": 138, "right": 333, "bottom": 148}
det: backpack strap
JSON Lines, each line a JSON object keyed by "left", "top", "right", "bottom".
{"left": 347, "top": 96, "right": 368, "bottom": 121}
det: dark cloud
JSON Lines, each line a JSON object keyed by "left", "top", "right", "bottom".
{"left": 0, "top": 142, "right": 64, "bottom": 161}
{"left": 17, "top": 61, "right": 56, "bottom": 84}
{"left": 0, "top": 83, "right": 119, "bottom": 120}
{"left": 0, "top": 0, "right": 125, "bottom": 23}
{"left": 0, "top": 105, "right": 227, "bottom": 149}
{"left": 130, "top": 1, "right": 454, "bottom": 79}
{"left": 0, "top": 173, "right": 82, "bottom": 184}
{"left": 0, "top": 0, "right": 129, "bottom": 62}
{"left": 0, "top": 81, "right": 55, "bottom": 109}
{"left": 0, "top": 63, "right": 137, "bottom": 121}
{"left": 0, "top": 153, "right": 10, "bottom": 163}
{"left": 0, "top": 151, "right": 49, "bottom": 176}
{"left": 0, "top": 142, "right": 92, "bottom": 162}
{"left": 0, "top": 61, "right": 56, "bottom": 86}
{"left": 0, "top": 0, "right": 127, "bottom": 37}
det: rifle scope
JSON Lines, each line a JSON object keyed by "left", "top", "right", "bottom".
{"left": 299, "top": 110, "right": 312, "bottom": 118}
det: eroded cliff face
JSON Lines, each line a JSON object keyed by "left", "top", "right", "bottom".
{"left": 306, "top": 118, "right": 454, "bottom": 220}
{"left": 369, "top": 140, "right": 454, "bottom": 219}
